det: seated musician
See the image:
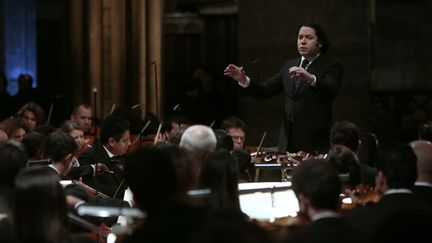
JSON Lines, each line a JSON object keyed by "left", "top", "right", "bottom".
{"left": 344, "top": 142, "right": 432, "bottom": 234}
{"left": 43, "top": 132, "right": 129, "bottom": 225}
{"left": 58, "top": 120, "right": 110, "bottom": 179}
{"left": 16, "top": 102, "right": 45, "bottom": 132}
{"left": 329, "top": 120, "right": 377, "bottom": 186}
{"left": 70, "top": 103, "right": 98, "bottom": 146}
{"left": 281, "top": 159, "right": 368, "bottom": 243}
{"left": 78, "top": 114, "right": 131, "bottom": 200}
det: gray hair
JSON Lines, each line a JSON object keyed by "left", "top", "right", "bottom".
{"left": 179, "top": 125, "right": 216, "bottom": 153}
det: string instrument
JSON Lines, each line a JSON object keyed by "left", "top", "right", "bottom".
{"left": 255, "top": 213, "right": 311, "bottom": 240}
{"left": 127, "top": 120, "right": 152, "bottom": 153}
{"left": 84, "top": 125, "right": 100, "bottom": 147}
{"left": 251, "top": 151, "right": 328, "bottom": 165}
{"left": 341, "top": 184, "right": 381, "bottom": 211}
{"left": 68, "top": 213, "right": 111, "bottom": 243}
{"left": 62, "top": 179, "right": 111, "bottom": 200}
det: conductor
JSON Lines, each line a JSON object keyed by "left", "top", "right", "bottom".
{"left": 224, "top": 22, "right": 343, "bottom": 153}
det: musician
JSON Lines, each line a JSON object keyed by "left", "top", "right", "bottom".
{"left": 281, "top": 159, "right": 368, "bottom": 243}
{"left": 78, "top": 114, "right": 131, "bottom": 199}
{"left": 329, "top": 120, "right": 377, "bottom": 186}
{"left": 44, "top": 131, "right": 130, "bottom": 227}
{"left": 70, "top": 103, "right": 97, "bottom": 146}
{"left": 58, "top": 120, "right": 110, "bottom": 179}
{"left": 224, "top": 22, "right": 342, "bottom": 153}
{"left": 0, "top": 117, "right": 27, "bottom": 142}
{"left": 16, "top": 102, "right": 45, "bottom": 132}
{"left": 344, "top": 142, "right": 432, "bottom": 234}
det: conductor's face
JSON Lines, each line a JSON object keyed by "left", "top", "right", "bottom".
{"left": 297, "top": 26, "right": 322, "bottom": 59}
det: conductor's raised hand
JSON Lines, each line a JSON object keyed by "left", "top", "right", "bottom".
{"left": 224, "top": 64, "right": 247, "bottom": 85}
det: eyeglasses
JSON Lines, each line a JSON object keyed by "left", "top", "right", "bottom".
{"left": 231, "top": 136, "right": 245, "bottom": 142}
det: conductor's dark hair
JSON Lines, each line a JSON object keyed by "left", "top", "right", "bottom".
{"left": 299, "top": 22, "right": 329, "bottom": 55}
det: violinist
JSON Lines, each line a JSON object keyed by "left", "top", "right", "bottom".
{"left": 329, "top": 120, "right": 377, "bottom": 187}
{"left": 344, "top": 142, "right": 432, "bottom": 234}
{"left": 43, "top": 131, "right": 130, "bottom": 227}
{"left": 280, "top": 159, "right": 368, "bottom": 243}
{"left": 58, "top": 120, "right": 110, "bottom": 179}
{"left": 71, "top": 103, "right": 98, "bottom": 146}
{"left": 78, "top": 114, "right": 131, "bottom": 200}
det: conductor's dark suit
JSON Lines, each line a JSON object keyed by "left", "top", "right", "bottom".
{"left": 245, "top": 54, "right": 342, "bottom": 153}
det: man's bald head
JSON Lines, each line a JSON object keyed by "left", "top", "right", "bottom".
{"left": 410, "top": 140, "right": 432, "bottom": 179}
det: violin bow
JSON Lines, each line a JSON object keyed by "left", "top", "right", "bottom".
{"left": 132, "top": 120, "right": 151, "bottom": 145}
{"left": 254, "top": 131, "right": 266, "bottom": 182}
{"left": 110, "top": 104, "right": 116, "bottom": 115}
{"left": 209, "top": 120, "right": 216, "bottom": 128}
{"left": 46, "top": 102, "right": 54, "bottom": 125}
{"left": 255, "top": 131, "right": 267, "bottom": 158}
{"left": 153, "top": 123, "right": 162, "bottom": 144}
{"left": 113, "top": 179, "right": 125, "bottom": 199}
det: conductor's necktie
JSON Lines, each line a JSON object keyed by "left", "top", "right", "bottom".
{"left": 294, "top": 59, "right": 309, "bottom": 91}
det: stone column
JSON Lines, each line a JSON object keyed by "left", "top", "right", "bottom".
{"left": 88, "top": 0, "right": 103, "bottom": 120}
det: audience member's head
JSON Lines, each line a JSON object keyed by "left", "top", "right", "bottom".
{"left": 0, "top": 140, "right": 28, "bottom": 188}
{"left": 13, "top": 166, "right": 69, "bottom": 243}
{"left": 197, "top": 150, "right": 240, "bottom": 210}
{"left": 291, "top": 159, "right": 341, "bottom": 215}
{"left": 17, "top": 74, "right": 33, "bottom": 92}
{"left": 124, "top": 145, "right": 181, "bottom": 212}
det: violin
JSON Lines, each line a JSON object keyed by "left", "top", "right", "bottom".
{"left": 61, "top": 179, "right": 111, "bottom": 199}
{"left": 253, "top": 212, "right": 311, "bottom": 241}
{"left": 85, "top": 125, "right": 100, "bottom": 147}
{"left": 68, "top": 212, "right": 111, "bottom": 243}
{"left": 341, "top": 184, "right": 381, "bottom": 211}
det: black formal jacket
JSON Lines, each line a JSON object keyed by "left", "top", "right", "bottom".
{"left": 245, "top": 54, "right": 343, "bottom": 153}
{"left": 78, "top": 143, "right": 127, "bottom": 199}
{"left": 344, "top": 192, "right": 432, "bottom": 234}
{"left": 282, "top": 216, "right": 369, "bottom": 243}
